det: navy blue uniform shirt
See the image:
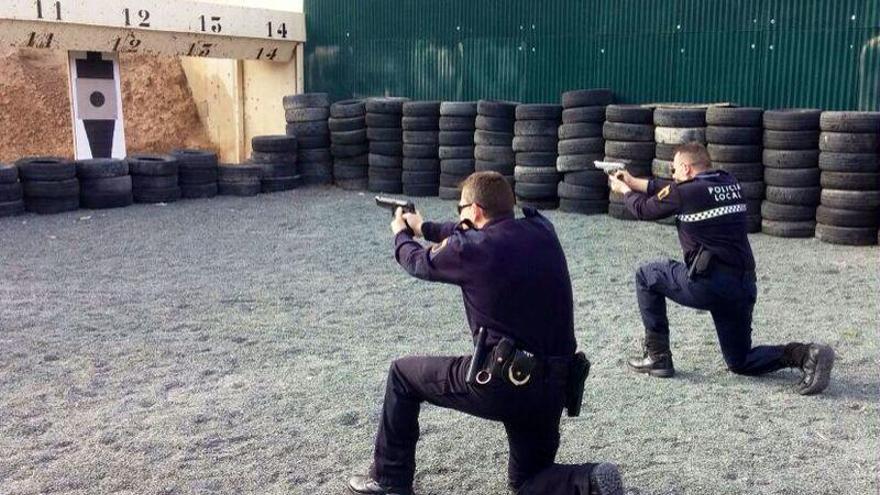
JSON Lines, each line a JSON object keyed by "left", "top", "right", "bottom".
{"left": 624, "top": 170, "right": 756, "bottom": 271}
{"left": 393, "top": 208, "right": 577, "bottom": 357}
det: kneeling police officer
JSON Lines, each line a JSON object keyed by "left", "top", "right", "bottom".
{"left": 348, "top": 171, "right": 623, "bottom": 495}
{"left": 607, "top": 142, "right": 834, "bottom": 395}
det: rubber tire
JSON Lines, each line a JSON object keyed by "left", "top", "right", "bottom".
{"left": 763, "top": 109, "right": 821, "bottom": 131}
{"left": 439, "top": 131, "right": 474, "bottom": 146}
{"left": 562, "top": 106, "right": 606, "bottom": 124}
{"left": 283, "top": 92, "right": 329, "bottom": 110}
{"left": 365, "top": 97, "right": 409, "bottom": 115}
{"left": 76, "top": 158, "right": 129, "bottom": 178}
{"left": 285, "top": 121, "right": 329, "bottom": 137}
{"left": 366, "top": 113, "right": 402, "bottom": 128}
{"left": 475, "top": 115, "right": 514, "bottom": 132}
{"left": 474, "top": 145, "right": 515, "bottom": 163}
{"left": 439, "top": 116, "right": 477, "bottom": 131}
{"left": 606, "top": 105, "right": 653, "bottom": 124}
{"left": 368, "top": 168, "right": 402, "bottom": 181}
{"left": 474, "top": 161, "right": 514, "bottom": 175}
{"left": 604, "top": 141, "right": 655, "bottom": 161}
{"left": 603, "top": 122, "right": 654, "bottom": 142}
{"left": 332, "top": 143, "right": 370, "bottom": 158}
{"left": 761, "top": 219, "right": 816, "bottom": 238}
{"left": 515, "top": 120, "right": 560, "bottom": 137}
{"left": 516, "top": 152, "right": 557, "bottom": 168}
{"left": 331, "top": 129, "right": 368, "bottom": 145}
{"left": 25, "top": 196, "right": 79, "bottom": 214}
{"left": 763, "top": 149, "right": 820, "bottom": 168}
{"left": 819, "top": 111, "right": 880, "bottom": 133}
{"left": 761, "top": 201, "right": 816, "bottom": 221}
{"left": 218, "top": 164, "right": 262, "bottom": 181}
{"left": 706, "top": 126, "right": 762, "bottom": 145}
{"left": 564, "top": 170, "right": 608, "bottom": 187}
{"left": 369, "top": 154, "right": 403, "bottom": 169}
{"left": 475, "top": 130, "right": 514, "bottom": 146}
{"left": 515, "top": 104, "right": 562, "bottom": 121}
{"left": 367, "top": 127, "right": 403, "bottom": 142}
{"left": 23, "top": 178, "right": 80, "bottom": 198}
{"left": 514, "top": 166, "right": 560, "bottom": 184}
{"left": 0, "top": 200, "right": 25, "bottom": 217}
{"left": 336, "top": 178, "right": 369, "bottom": 191}
{"left": 370, "top": 141, "right": 403, "bottom": 156}
{"left": 402, "top": 116, "right": 439, "bottom": 131}
{"left": 402, "top": 183, "right": 439, "bottom": 197}
{"left": 0, "top": 183, "right": 23, "bottom": 202}
{"left": 558, "top": 182, "right": 608, "bottom": 200}
{"left": 438, "top": 146, "right": 474, "bottom": 160}
{"left": 261, "top": 176, "right": 302, "bottom": 193}
{"left": 558, "top": 198, "right": 607, "bottom": 215}
{"left": 402, "top": 101, "right": 441, "bottom": 117}
{"left": 477, "top": 100, "right": 518, "bottom": 119}
{"left": 763, "top": 130, "right": 819, "bottom": 150}
{"left": 653, "top": 108, "right": 706, "bottom": 127}
{"left": 514, "top": 136, "right": 559, "bottom": 153}
{"left": 328, "top": 117, "right": 366, "bottom": 132}
{"left": 439, "top": 158, "right": 474, "bottom": 176}
{"left": 558, "top": 123, "right": 602, "bottom": 140}
{"left": 818, "top": 152, "right": 879, "bottom": 173}
{"left": 820, "top": 172, "right": 880, "bottom": 191}
{"left": 655, "top": 127, "right": 706, "bottom": 145}
{"left": 815, "top": 223, "right": 878, "bottom": 246}
{"left": 252, "top": 135, "right": 298, "bottom": 153}
{"left": 368, "top": 179, "right": 403, "bottom": 194}
{"left": 0, "top": 163, "right": 19, "bottom": 183}
{"left": 713, "top": 162, "right": 764, "bottom": 182}
{"left": 708, "top": 144, "right": 762, "bottom": 163}
{"left": 764, "top": 168, "right": 820, "bottom": 187}
{"left": 16, "top": 157, "right": 75, "bottom": 180}
{"left": 132, "top": 174, "right": 178, "bottom": 190}
{"left": 652, "top": 159, "right": 673, "bottom": 179}
{"left": 133, "top": 186, "right": 181, "bottom": 203}
{"left": 440, "top": 101, "right": 478, "bottom": 117}
{"left": 706, "top": 107, "right": 763, "bottom": 127}
{"left": 816, "top": 205, "right": 879, "bottom": 228}
{"left": 820, "top": 189, "right": 880, "bottom": 211}
{"left": 764, "top": 186, "right": 820, "bottom": 206}
{"left": 819, "top": 132, "right": 880, "bottom": 153}
{"left": 438, "top": 186, "right": 461, "bottom": 200}
{"left": 329, "top": 99, "right": 365, "bottom": 118}
{"left": 181, "top": 183, "right": 219, "bottom": 199}
{"left": 556, "top": 154, "right": 605, "bottom": 173}
{"left": 561, "top": 89, "right": 613, "bottom": 108}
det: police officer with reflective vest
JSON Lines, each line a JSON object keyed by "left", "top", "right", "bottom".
{"left": 347, "top": 171, "right": 623, "bottom": 495}
{"left": 607, "top": 142, "right": 834, "bottom": 395}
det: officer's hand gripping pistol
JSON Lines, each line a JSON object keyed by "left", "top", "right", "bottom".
{"left": 375, "top": 196, "right": 416, "bottom": 216}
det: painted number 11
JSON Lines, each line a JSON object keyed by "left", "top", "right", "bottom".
{"left": 35, "top": 0, "right": 62, "bottom": 21}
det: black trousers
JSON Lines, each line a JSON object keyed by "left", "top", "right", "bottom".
{"left": 635, "top": 259, "right": 785, "bottom": 375}
{"left": 370, "top": 354, "right": 567, "bottom": 490}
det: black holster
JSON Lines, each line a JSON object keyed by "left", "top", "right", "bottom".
{"left": 564, "top": 352, "right": 590, "bottom": 417}
{"left": 687, "top": 245, "right": 712, "bottom": 279}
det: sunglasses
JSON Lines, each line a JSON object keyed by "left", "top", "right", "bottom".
{"left": 457, "top": 202, "right": 482, "bottom": 214}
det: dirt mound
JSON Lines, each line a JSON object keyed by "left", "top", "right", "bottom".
{"left": 0, "top": 48, "right": 213, "bottom": 163}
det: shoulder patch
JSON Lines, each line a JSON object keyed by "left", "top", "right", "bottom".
{"left": 657, "top": 185, "right": 672, "bottom": 201}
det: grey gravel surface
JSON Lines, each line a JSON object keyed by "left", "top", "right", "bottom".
{"left": 0, "top": 187, "right": 877, "bottom": 495}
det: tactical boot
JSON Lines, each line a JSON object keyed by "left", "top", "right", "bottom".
{"left": 347, "top": 475, "right": 413, "bottom": 495}
{"left": 627, "top": 351, "right": 675, "bottom": 377}
{"left": 796, "top": 343, "right": 835, "bottom": 395}
{"left": 572, "top": 462, "right": 623, "bottom": 495}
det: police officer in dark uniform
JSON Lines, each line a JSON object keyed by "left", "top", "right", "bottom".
{"left": 607, "top": 142, "right": 834, "bottom": 395}
{"left": 347, "top": 171, "right": 623, "bottom": 495}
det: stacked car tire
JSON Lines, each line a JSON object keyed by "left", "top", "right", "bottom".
{"left": 402, "top": 101, "right": 441, "bottom": 196}
{"left": 329, "top": 99, "right": 368, "bottom": 190}
{"left": 557, "top": 89, "right": 613, "bottom": 215}
{"left": 129, "top": 154, "right": 180, "bottom": 204}
{"left": 759, "top": 109, "right": 822, "bottom": 238}
{"left": 815, "top": 111, "right": 880, "bottom": 245}
{"left": 513, "top": 104, "right": 562, "bottom": 209}
{"left": 652, "top": 107, "right": 707, "bottom": 224}
{"left": 0, "top": 163, "right": 24, "bottom": 217}
{"left": 76, "top": 159, "right": 133, "bottom": 209}
{"left": 438, "top": 101, "right": 477, "bottom": 200}
{"left": 17, "top": 157, "right": 79, "bottom": 214}
{"left": 474, "top": 100, "right": 517, "bottom": 188}
{"left": 284, "top": 93, "right": 331, "bottom": 185}
{"left": 604, "top": 104, "right": 654, "bottom": 219}
{"left": 251, "top": 135, "right": 300, "bottom": 193}
{"left": 706, "top": 106, "right": 764, "bottom": 232}
{"left": 218, "top": 163, "right": 262, "bottom": 197}
{"left": 171, "top": 149, "right": 219, "bottom": 199}
{"left": 367, "top": 97, "right": 409, "bottom": 193}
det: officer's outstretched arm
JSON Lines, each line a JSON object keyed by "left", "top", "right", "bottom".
{"left": 625, "top": 183, "right": 680, "bottom": 221}
{"left": 394, "top": 231, "right": 469, "bottom": 285}
{"left": 421, "top": 221, "right": 459, "bottom": 243}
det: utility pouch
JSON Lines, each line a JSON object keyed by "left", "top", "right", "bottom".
{"left": 504, "top": 349, "right": 536, "bottom": 386}
{"left": 687, "top": 245, "right": 712, "bottom": 279}
{"left": 565, "top": 352, "right": 591, "bottom": 417}
{"left": 488, "top": 338, "right": 516, "bottom": 379}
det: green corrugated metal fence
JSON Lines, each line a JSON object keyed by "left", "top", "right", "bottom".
{"left": 303, "top": 0, "right": 880, "bottom": 110}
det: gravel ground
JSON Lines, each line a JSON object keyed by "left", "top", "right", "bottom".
{"left": 0, "top": 187, "right": 877, "bottom": 495}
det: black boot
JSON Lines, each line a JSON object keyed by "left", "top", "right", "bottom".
{"left": 627, "top": 333, "right": 675, "bottom": 378}
{"left": 513, "top": 462, "right": 623, "bottom": 495}
{"left": 347, "top": 475, "right": 413, "bottom": 495}
{"left": 783, "top": 342, "right": 834, "bottom": 395}
{"left": 586, "top": 463, "right": 624, "bottom": 495}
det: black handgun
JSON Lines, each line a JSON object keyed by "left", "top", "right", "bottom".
{"left": 375, "top": 196, "right": 415, "bottom": 216}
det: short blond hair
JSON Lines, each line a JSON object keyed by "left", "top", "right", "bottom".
{"left": 674, "top": 142, "right": 711, "bottom": 170}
